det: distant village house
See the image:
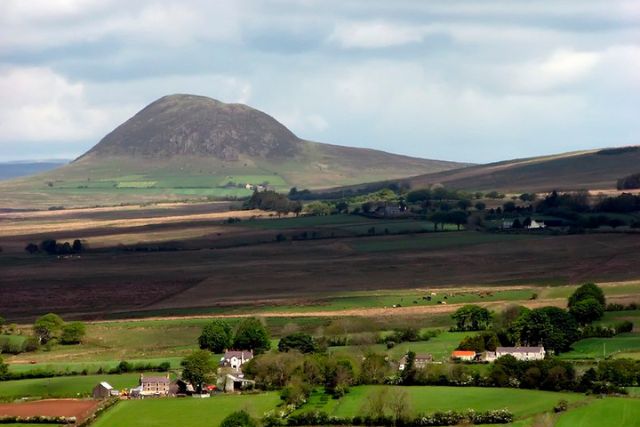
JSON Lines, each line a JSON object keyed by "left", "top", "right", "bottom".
{"left": 398, "top": 353, "right": 433, "bottom": 370}
{"left": 373, "top": 204, "right": 408, "bottom": 218}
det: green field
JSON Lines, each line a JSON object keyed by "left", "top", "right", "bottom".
{"left": 0, "top": 334, "right": 28, "bottom": 353}
{"left": 555, "top": 397, "right": 640, "bottom": 427}
{"left": 92, "top": 392, "right": 280, "bottom": 427}
{"left": 560, "top": 333, "right": 640, "bottom": 360}
{"left": 330, "top": 331, "right": 469, "bottom": 361}
{"left": 257, "top": 289, "right": 536, "bottom": 314}
{"left": 5, "top": 317, "right": 332, "bottom": 368}
{"left": 0, "top": 373, "right": 143, "bottom": 400}
{"left": 7, "top": 357, "right": 184, "bottom": 374}
{"left": 302, "top": 386, "right": 587, "bottom": 419}
{"left": 243, "top": 214, "right": 455, "bottom": 235}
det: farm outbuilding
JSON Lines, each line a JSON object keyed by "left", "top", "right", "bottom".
{"left": 92, "top": 382, "right": 116, "bottom": 399}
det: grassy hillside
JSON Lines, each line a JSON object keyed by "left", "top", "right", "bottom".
{"left": 0, "top": 148, "right": 463, "bottom": 209}
{"left": 405, "top": 146, "right": 640, "bottom": 192}
{"left": 328, "top": 146, "right": 640, "bottom": 194}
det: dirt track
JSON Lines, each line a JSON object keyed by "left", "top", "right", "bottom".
{"left": 84, "top": 289, "right": 640, "bottom": 325}
{"left": 89, "top": 297, "right": 567, "bottom": 323}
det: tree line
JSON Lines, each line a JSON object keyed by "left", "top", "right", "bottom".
{"left": 25, "top": 239, "right": 84, "bottom": 255}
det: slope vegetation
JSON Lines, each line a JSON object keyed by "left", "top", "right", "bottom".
{"left": 403, "top": 146, "right": 640, "bottom": 192}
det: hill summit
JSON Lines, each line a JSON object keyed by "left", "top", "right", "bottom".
{"left": 80, "top": 94, "right": 301, "bottom": 161}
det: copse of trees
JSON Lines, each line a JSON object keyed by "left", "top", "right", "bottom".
{"left": 568, "top": 283, "right": 605, "bottom": 325}
{"left": 457, "top": 331, "right": 500, "bottom": 353}
{"left": 243, "top": 351, "right": 357, "bottom": 398}
{"left": 244, "top": 190, "right": 302, "bottom": 216}
{"left": 489, "top": 356, "right": 576, "bottom": 391}
{"left": 570, "top": 298, "right": 605, "bottom": 326}
{"left": 220, "top": 410, "right": 258, "bottom": 427}
{"left": 536, "top": 190, "right": 640, "bottom": 217}
{"left": 33, "top": 313, "right": 65, "bottom": 344}
{"left": 278, "top": 333, "right": 318, "bottom": 353}
{"left": 25, "top": 239, "right": 84, "bottom": 255}
{"left": 233, "top": 317, "right": 271, "bottom": 355}
{"left": 507, "top": 306, "right": 579, "bottom": 354}
{"left": 429, "top": 210, "right": 468, "bottom": 231}
{"left": 617, "top": 172, "right": 640, "bottom": 190}
{"left": 33, "top": 313, "right": 86, "bottom": 346}
{"left": 60, "top": 321, "right": 86, "bottom": 345}
{"left": 197, "top": 318, "right": 271, "bottom": 355}
{"left": 594, "top": 192, "right": 640, "bottom": 213}
{"left": 451, "top": 305, "right": 492, "bottom": 331}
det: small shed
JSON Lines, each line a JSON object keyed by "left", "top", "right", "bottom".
{"left": 93, "top": 381, "right": 114, "bottom": 399}
{"left": 224, "top": 374, "right": 255, "bottom": 393}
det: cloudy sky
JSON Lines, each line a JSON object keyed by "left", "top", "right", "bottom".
{"left": 1, "top": 1, "right": 639, "bottom": 163}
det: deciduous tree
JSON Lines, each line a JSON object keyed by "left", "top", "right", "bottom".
{"left": 198, "top": 320, "right": 233, "bottom": 353}
{"left": 233, "top": 317, "right": 271, "bottom": 354}
{"left": 181, "top": 350, "right": 215, "bottom": 393}
{"left": 33, "top": 313, "right": 64, "bottom": 344}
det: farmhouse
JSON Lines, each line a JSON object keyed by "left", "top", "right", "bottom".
{"left": 526, "top": 219, "right": 546, "bottom": 229}
{"left": 221, "top": 350, "right": 254, "bottom": 370}
{"left": 480, "top": 351, "right": 498, "bottom": 363}
{"left": 139, "top": 373, "right": 171, "bottom": 396}
{"left": 92, "top": 381, "right": 118, "bottom": 398}
{"left": 399, "top": 353, "right": 433, "bottom": 370}
{"left": 373, "top": 204, "right": 407, "bottom": 218}
{"left": 496, "top": 346, "right": 545, "bottom": 361}
{"left": 451, "top": 350, "right": 476, "bottom": 361}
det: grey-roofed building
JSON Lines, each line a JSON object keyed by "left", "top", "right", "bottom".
{"left": 221, "top": 350, "right": 253, "bottom": 370}
{"left": 140, "top": 373, "right": 171, "bottom": 396}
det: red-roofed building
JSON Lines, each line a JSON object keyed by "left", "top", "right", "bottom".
{"left": 451, "top": 350, "right": 476, "bottom": 361}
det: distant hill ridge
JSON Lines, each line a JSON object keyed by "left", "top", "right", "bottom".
{"left": 324, "top": 145, "right": 640, "bottom": 194}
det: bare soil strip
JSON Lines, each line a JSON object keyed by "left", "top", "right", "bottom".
{"left": 0, "top": 399, "right": 100, "bottom": 422}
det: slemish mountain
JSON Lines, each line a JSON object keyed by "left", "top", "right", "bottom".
{"left": 0, "top": 94, "right": 466, "bottom": 209}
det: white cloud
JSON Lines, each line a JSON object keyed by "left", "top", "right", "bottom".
{"left": 0, "top": 66, "right": 111, "bottom": 142}
{"left": 510, "top": 49, "right": 601, "bottom": 92}
{"left": 0, "top": 0, "right": 243, "bottom": 51}
{"left": 329, "top": 21, "right": 430, "bottom": 48}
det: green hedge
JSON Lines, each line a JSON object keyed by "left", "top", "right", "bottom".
{"left": 274, "top": 409, "right": 514, "bottom": 426}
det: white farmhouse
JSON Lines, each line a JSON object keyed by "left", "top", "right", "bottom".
{"left": 526, "top": 219, "right": 546, "bottom": 229}
{"left": 496, "top": 346, "right": 545, "bottom": 361}
{"left": 221, "top": 350, "right": 254, "bottom": 370}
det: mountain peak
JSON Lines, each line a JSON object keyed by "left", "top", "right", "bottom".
{"left": 81, "top": 94, "right": 301, "bottom": 161}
